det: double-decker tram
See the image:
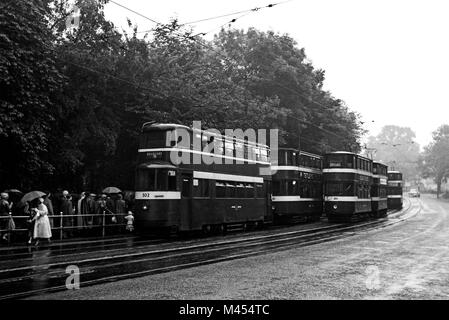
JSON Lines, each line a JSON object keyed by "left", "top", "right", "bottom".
{"left": 387, "top": 170, "right": 403, "bottom": 210}
{"left": 371, "top": 162, "right": 388, "bottom": 217}
{"left": 134, "top": 123, "right": 272, "bottom": 234}
{"left": 271, "top": 148, "right": 322, "bottom": 223}
{"left": 323, "top": 152, "right": 373, "bottom": 222}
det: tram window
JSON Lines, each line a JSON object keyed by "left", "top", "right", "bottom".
{"left": 245, "top": 183, "right": 255, "bottom": 198}
{"left": 136, "top": 169, "right": 156, "bottom": 191}
{"left": 181, "top": 177, "right": 191, "bottom": 197}
{"left": 287, "top": 180, "right": 298, "bottom": 196}
{"left": 261, "top": 148, "right": 268, "bottom": 162}
{"left": 326, "top": 182, "right": 354, "bottom": 196}
{"left": 216, "top": 182, "right": 226, "bottom": 198}
{"left": 214, "top": 137, "right": 224, "bottom": 155}
{"left": 273, "top": 181, "right": 282, "bottom": 196}
{"left": 236, "top": 183, "right": 245, "bottom": 198}
{"left": 225, "top": 140, "right": 234, "bottom": 158}
{"left": 256, "top": 183, "right": 264, "bottom": 198}
{"left": 235, "top": 142, "right": 244, "bottom": 159}
{"left": 139, "top": 131, "right": 167, "bottom": 148}
{"left": 194, "top": 179, "right": 209, "bottom": 197}
{"left": 226, "top": 182, "right": 236, "bottom": 197}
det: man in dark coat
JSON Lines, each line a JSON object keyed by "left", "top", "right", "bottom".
{"left": 60, "top": 190, "right": 73, "bottom": 238}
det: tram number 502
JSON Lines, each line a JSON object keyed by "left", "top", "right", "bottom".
{"left": 223, "top": 304, "right": 269, "bottom": 315}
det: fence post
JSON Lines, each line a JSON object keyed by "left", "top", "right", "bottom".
{"left": 60, "top": 212, "right": 63, "bottom": 241}
{"left": 102, "top": 210, "right": 105, "bottom": 237}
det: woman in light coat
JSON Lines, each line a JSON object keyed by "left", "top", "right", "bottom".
{"left": 33, "top": 198, "right": 52, "bottom": 246}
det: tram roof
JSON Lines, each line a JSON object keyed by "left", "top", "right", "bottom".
{"left": 388, "top": 170, "right": 401, "bottom": 174}
{"left": 141, "top": 122, "right": 268, "bottom": 148}
{"left": 137, "top": 162, "right": 178, "bottom": 169}
{"left": 325, "top": 151, "right": 372, "bottom": 161}
{"left": 373, "top": 161, "right": 388, "bottom": 167}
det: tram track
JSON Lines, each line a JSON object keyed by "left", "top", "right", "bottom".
{"left": 0, "top": 198, "right": 416, "bottom": 300}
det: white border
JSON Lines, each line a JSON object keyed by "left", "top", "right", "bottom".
{"left": 272, "top": 196, "right": 321, "bottom": 202}
{"left": 193, "top": 171, "right": 264, "bottom": 183}
{"left": 324, "top": 196, "right": 371, "bottom": 202}
{"left": 135, "top": 191, "right": 181, "bottom": 200}
{"left": 270, "top": 166, "right": 322, "bottom": 174}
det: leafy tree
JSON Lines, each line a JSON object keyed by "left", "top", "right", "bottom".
{"left": 366, "top": 125, "right": 420, "bottom": 182}
{"left": 421, "top": 125, "right": 449, "bottom": 198}
{"left": 0, "top": 0, "right": 64, "bottom": 190}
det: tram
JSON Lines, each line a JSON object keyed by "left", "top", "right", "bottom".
{"left": 371, "top": 162, "right": 388, "bottom": 217}
{"left": 323, "top": 151, "right": 373, "bottom": 221}
{"left": 134, "top": 123, "right": 272, "bottom": 234}
{"left": 387, "top": 170, "right": 403, "bottom": 210}
{"left": 271, "top": 148, "right": 323, "bottom": 223}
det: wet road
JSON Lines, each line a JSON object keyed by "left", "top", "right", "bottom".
{"left": 25, "top": 195, "right": 448, "bottom": 300}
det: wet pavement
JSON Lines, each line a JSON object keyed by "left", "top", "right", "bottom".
{"left": 22, "top": 195, "right": 448, "bottom": 300}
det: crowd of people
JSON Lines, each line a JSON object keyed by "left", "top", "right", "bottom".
{"left": 0, "top": 190, "right": 135, "bottom": 246}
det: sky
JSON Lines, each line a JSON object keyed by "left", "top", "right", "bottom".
{"left": 103, "top": 0, "right": 449, "bottom": 149}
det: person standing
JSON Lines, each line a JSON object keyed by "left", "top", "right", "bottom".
{"left": 43, "top": 192, "right": 54, "bottom": 228}
{"left": 33, "top": 198, "right": 52, "bottom": 246}
{"left": 26, "top": 200, "right": 36, "bottom": 245}
{"left": 60, "top": 190, "right": 73, "bottom": 238}
{"left": 76, "top": 192, "right": 86, "bottom": 232}
{"left": 0, "top": 193, "right": 11, "bottom": 242}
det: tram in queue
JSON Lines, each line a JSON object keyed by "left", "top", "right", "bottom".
{"left": 271, "top": 148, "right": 323, "bottom": 223}
{"left": 323, "top": 151, "right": 373, "bottom": 222}
{"left": 134, "top": 123, "right": 272, "bottom": 234}
{"left": 387, "top": 170, "right": 403, "bottom": 210}
{"left": 371, "top": 162, "right": 388, "bottom": 217}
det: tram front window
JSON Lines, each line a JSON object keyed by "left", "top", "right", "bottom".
{"left": 136, "top": 168, "right": 177, "bottom": 191}
{"left": 139, "top": 130, "right": 174, "bottom": 148}
{"left": 326, "top": 182, "right": 354, "bottom": 196}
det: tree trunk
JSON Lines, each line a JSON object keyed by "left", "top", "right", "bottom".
{"left": 437, "top": 179, "right": 441, "bottom": 199}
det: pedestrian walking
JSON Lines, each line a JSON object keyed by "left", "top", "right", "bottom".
{"left": 33, "top": 198, "right": 52, "bottom": 246}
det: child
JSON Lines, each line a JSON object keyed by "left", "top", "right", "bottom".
{"left": 124, "top": 211, "right": 134, "bottom": 232}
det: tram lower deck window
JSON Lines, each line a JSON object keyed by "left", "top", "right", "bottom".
{"left": 326, "top": 182, "right": 354, "bottom": 196}
{"left": 136, "top": 168, "right": 177, "bottom": 191}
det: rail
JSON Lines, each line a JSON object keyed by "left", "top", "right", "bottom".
{"left": 0, "top": 210, "right": 130, "bottom": 244}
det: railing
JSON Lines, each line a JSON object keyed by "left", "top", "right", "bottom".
{"left": 0, "top": 210, "right": 130, "bottom": 245}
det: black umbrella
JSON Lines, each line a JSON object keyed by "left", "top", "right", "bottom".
{"left": 20, "top": 191, "right": 46, "bottom": 203}
{"left": 102, "top": 187, "right": 122, "bottom": 194}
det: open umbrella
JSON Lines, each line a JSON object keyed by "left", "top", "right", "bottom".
{"left": 20, "top": 191, "right": 46, "bottom": 204}
{"left": 4, "top": 189, "right": 22, "bottom": 194}
{"left": 102, "top": 187, "right": 121, "bottom": 194}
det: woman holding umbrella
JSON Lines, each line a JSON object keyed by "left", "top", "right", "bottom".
{"left": 32, "top": 197, "right": 52, "bottom": 246}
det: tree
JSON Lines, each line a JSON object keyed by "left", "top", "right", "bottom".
{"left": 366, "top": 125, "right": 420, "bottom": 183}
{"left": 421, "top": 125, "right": 449, "bottom": 198}
{"left": 0, "top": 0, "right": 64, "bottom": 190}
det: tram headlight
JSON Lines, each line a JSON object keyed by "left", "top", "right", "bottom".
{"left": 333, "top": 204, "right": 338, "bottom": 210}
{"left": 142, "top": 205, "right": 148, "bottom": 211}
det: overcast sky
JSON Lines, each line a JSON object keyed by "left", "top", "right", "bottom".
{"left": 103, "top": 0, "right": 449, "bottom": 148}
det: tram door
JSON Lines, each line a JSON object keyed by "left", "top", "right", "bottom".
{"left": 180, "top": 173, "right": 193, "bottom": 230}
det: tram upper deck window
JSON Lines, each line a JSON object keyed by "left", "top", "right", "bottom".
{"left": 326, "top": 154, "right": 354, "bottom": 168}
{"left": 139, "top": 130, "right": 170, "bottom": 148}
{"left": 135, "top": 168, "right": 177, "bottom": 191}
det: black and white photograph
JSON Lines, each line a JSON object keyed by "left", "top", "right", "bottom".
{"left": 1, "top": 0, "right": 449, "bottom": 306}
